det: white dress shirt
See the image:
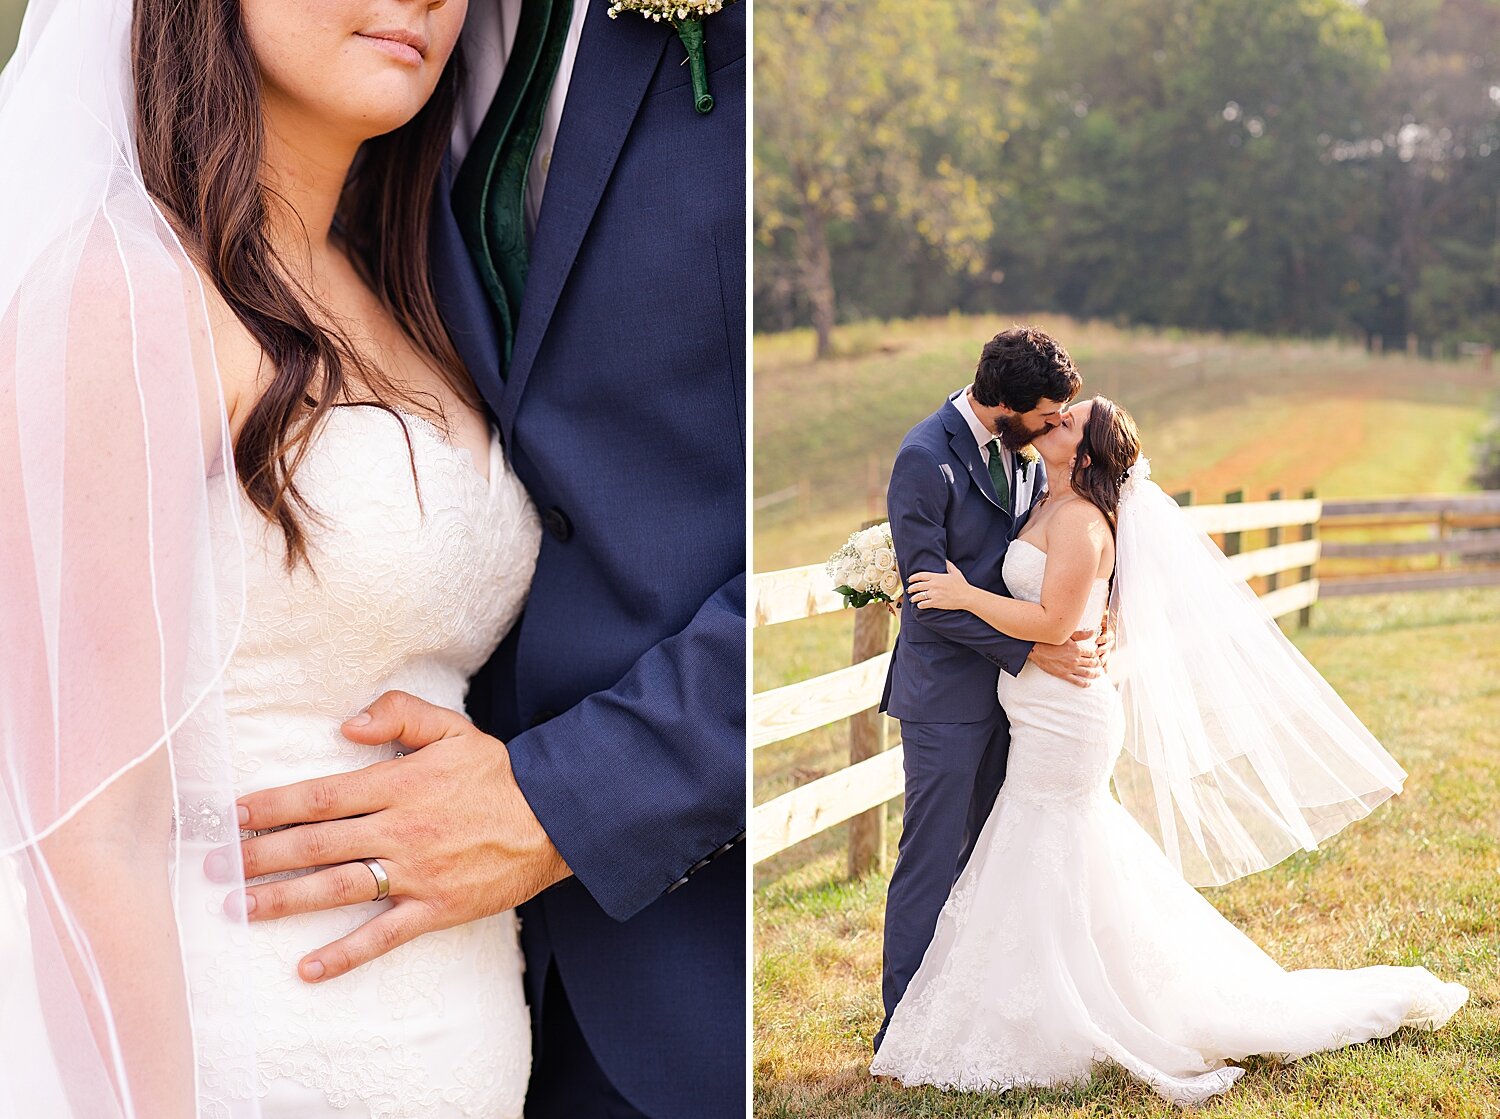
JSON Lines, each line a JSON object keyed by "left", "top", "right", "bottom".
{"left": 950, "top": 386, "right": 1011, "bottom": 475}
{"left": 451, "top": 0, "right": 591, "bottom": 237}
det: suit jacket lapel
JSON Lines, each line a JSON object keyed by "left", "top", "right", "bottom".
{"left": 496, "top": 0, "right": 671, "bottom": 446}
{"left": 941, "top": 402, "right": 1004, "bottom": 514}
{"left": 431, "top": 149, "right": 505, "bottom": 418}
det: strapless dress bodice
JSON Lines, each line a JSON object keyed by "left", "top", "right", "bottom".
{"left": 997, "top": 536, "right": 1121, "bottom": 807}
{"left": 183, "top": 404, "right": 541, "bottom": 1118}
{"left": 1002, "top": 536, "right": 1109, "bottom": 621}
{"left": 216, "top": 406, "right": 539, "bottom": 790}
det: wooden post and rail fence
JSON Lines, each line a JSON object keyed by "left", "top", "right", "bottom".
{"left": 751, "top": 491, "right": 1500, "bottom": 875}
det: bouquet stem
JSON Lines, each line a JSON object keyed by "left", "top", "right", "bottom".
{"left": 673, "top": 17, "right": 714, "bottom": 114}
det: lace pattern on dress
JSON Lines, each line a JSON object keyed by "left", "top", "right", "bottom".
{"left": 183, "top": 406, "right": 540, "bottom": 1118}
{"left": 871, "top": 535, "right": 1468, "bottom": 1106}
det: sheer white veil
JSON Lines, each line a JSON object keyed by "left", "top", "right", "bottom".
{"left": 1109, "top": 457, "right": 1407, "bottom": 887}
{"left": 1, "top": 0, "right": 260, "bottom": 1114}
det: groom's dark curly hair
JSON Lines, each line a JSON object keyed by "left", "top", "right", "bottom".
{"left": 972, "top": 327, "right": 1082, "bottom": 412}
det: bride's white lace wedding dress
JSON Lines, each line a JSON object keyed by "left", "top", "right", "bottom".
{"left": 178, "top": 404, "right": 541, "bottom": 1117}
{"left": 870, "top": 538, "right": 1467, "bottom": 1106}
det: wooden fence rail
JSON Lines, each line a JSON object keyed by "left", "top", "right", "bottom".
{"left": 752, "top": 491, "right": 1500, "bottom": 870}
{"left": 1318, "top": 493, "right": 1500, "bottom": 597}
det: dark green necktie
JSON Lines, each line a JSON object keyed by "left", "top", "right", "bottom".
{"left": 987, "top": 438, "right": 1011, "bottom": 514}
{"left": 451, "top": 0, "right": 574, "bottom": 378}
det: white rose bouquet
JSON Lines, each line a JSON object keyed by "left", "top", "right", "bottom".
{"left": 826, "top": 522, "right": 902, "bottom": 608}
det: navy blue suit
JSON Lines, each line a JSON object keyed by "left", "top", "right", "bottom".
{"left": 875, "top": 398, "right": 1036, "bottom": 1049}
{"left": 427, "top": 4, "right": 745, "bottom": 1117}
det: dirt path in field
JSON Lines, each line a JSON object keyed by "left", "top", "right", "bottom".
{"left": 1184, "top": 391, "right": 1372, "bottom": 500}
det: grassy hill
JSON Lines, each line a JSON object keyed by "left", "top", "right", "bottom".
{"left": 753, "top": 316, "right": 1500, "bottom": 1115}
{"left": 754, "top": 314, "right": 1491, "bottom": 576}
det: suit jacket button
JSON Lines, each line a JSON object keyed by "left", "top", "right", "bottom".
{"left": 542, "top": 507, "right": 573, "bottom": 541}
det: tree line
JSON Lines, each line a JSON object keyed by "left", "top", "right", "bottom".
{"left": 755, "top": 0, "right": 1499, "bottom": 359}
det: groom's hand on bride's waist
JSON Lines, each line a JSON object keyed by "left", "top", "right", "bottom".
{"left": 1096, "top": 613, "right": 1116, "bottom": 671}
{"left": 215, "top": 690, "right": 573, "bottom": 984}
{"left": 1027, "top": 628, "right": 1103, "bottom": 688}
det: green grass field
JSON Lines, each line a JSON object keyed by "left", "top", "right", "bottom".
{"left": 753, "top": 316, "right": 1500, "bottom": 1116}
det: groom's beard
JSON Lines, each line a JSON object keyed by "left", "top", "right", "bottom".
{"left": 995, "top": 412, "right": 1046, "bottom": 452}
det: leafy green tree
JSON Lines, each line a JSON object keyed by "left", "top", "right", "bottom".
{"left": 755, "top": 0, "right": 1499, "bottom": 355}
{"left": 1025, "top": 0, "right": 1389, "bottom": 334}
{"left": 1356, "top": 0, "right": 1499, "bottom": 349}
{"left": 754, "top": 0, "right": 1035, "bottom": 356}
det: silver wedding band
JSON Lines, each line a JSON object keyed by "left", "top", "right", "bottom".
{"left": 362, "top": 857, "right": 390, "bottom": 902}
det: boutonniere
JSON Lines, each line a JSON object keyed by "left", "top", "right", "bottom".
{"left": 607, "top": 1, "right": 738, "bottom": 115}
{"left": 1017, "top": 445, "right": 1040, "bottom": 478}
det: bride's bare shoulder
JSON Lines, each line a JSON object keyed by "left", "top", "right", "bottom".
{"left": 189, "top": 265, "right": 268, "bottom": 428}
{"left": 1046, "top": 498, "right": 1115, "bottom": 573}
{"left": 1051, "top": 496, "right": 1111, "bottom": 536}
{"left": 148, "top": 199, "right": 269, "bottom": 428}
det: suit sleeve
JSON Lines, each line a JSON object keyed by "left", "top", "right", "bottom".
{"left": 889, "top": 444, "right": 1035, "bottom": 676}
{"left": 504, "top": 572, "right": 745, "bottom": 922}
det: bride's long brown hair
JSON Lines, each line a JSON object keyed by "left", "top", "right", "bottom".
{"left": 1070, "top": 396, "right": 1142, "bottom": 536}
{"left": 131, "top": 0, "right": 476, "bottom": 568}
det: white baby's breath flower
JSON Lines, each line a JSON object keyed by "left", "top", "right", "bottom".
{"left": 607, "top": 1, "right": 728, "bottom": 19}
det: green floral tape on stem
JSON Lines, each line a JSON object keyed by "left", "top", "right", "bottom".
{"left": 674, "top": 17, "right": 714, "bottom": 114}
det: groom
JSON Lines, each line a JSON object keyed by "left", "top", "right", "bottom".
{"left": 234, "top": 3, "right": 745, "bottom": 1117}
{"left": 875, "top": 327, "right": 1093, "bottom": 1050}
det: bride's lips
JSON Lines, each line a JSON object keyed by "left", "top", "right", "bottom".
{"left": 355, "top": 28, "right": 427, "bottom": 66}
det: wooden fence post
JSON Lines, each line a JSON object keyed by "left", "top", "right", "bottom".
{"left": 1223, "top": 490, "right": 1244, "bottom": 557}
{"left": 1438, "top": 509, "right": 1452, "bottom": 570}
{"left": 848, "top": 601, "right": 892, "bottom": 878}
{"left": 1266, "top": 490, "right": 1283, "bottom": 594}
{"left": 1300, "top": 488, "right": 1316, "bottom": 628}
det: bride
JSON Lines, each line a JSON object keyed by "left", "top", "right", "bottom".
{"left": 1, "top": 0, "right": 538, "bottom": 1115}
{"left": 870, "top": 395, "right": 1468, "bottom": 1104}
